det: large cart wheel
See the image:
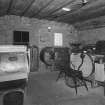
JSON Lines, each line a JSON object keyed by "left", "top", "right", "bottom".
{"left": 65, "top": 76, "right": 84, "bottom": 88}
{"left": 70, "top": 53, "right": 95, "bottom": 78}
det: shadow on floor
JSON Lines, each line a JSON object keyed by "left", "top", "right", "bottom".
{"left": 24, "top": 71, "right": 105, "bottom": 105}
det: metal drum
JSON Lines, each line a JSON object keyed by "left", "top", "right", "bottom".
{"left": 70, "top": 53, "right": 94, "bottom": 78}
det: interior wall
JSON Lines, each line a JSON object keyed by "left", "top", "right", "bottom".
{"left": 74, "top": 16, "right": 105, "bottom": 45}
{"left": 0, "top": 15, "right": 78, "bottom": 71}
{"left": 0, "top": 15, "right": 78, "bottom": 47}
{"left": 78, "top": 27, "right": 105, "bottom": 45}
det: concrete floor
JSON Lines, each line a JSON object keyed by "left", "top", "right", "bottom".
{"left": 24, "top": 71, "right": 105, "bottom": 105}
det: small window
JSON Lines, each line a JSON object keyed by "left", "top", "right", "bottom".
{"left": 13, "top": 31, "right": 29, "bottom": 46}
{"left": 54, "top": 33, "right": 63, "bottom": 46}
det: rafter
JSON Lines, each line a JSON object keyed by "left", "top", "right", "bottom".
{"left": 53, "top": 0, "right": 99, "bottom": 21}
{"left": 68, "top": 5, "right": 105, "bottom": 24}
{"left": 6, "top": 0, "right": 14, "bottom": 14}
{"left": 30, "top": 0, "right": 55, "bottom": 17}
{"left": 55, "top": 1, "right": 105, "bottom": 24}
{"left": 41, "top": 0, "right": 77, "bottom": 18}
{"left": 20, "top": 0, "right": 36, "bottom": 16}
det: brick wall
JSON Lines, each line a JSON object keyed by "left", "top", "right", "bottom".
{"left": 0, "top": 15, "right": 78, "bottom": 72}
{"left": 0, "top": 15, "right": 78, "bottom": 47}
{"left": 74, "top": 16, "right": 105, "bottom": 45}
{"left": 78, "top": 27, "right": 105, "bottom": 45}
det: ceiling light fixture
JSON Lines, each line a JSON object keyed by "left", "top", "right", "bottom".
{"left": 48, "top": 26, "right": 51, "bottom": 32}
{"left": 62, "top": 7, "right": 71, "bottom": 11}
{"left": 82, "top": 0, "right": 88, "bottom": 5}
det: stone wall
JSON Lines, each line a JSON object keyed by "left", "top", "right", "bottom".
{"left": 0, "top": 15, "right": 78, "bottom": 71}
{"left": 0, "top": 15, "right": 78, "bottom": 47}
{"left": 74, "top": 16, "right": 105, "bottom": 45}
{"left": 78, "top": 27, "right": 105, "bottom": 45}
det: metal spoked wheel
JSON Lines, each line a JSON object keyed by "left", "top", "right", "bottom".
{"left": 65, "top": 52, "right": 95, "bottom": 88}
{"left": 65, "top": 76, "right": 82, "bottom": 88}
{"left": 70, "top": 53, "right": 95, "bottom": 78}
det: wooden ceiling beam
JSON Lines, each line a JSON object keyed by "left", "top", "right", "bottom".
{"left": 20, "top": 0, "right": 36, "bottom": 16}
{"left": 74, "top": 16, "right": 105, "bottom": 30}
{"left": 68, "top": 5, "right": 105, "bottom": 24}
{"left": 43, "top": 0, "right": 91, "bottom": 20}
{"left": 6, "top": 0, "right": 14, "bottom": 14}
{"left": 56, "top": 5, "right": 105, "bottom": 24}
{"left": 30, "top": 0, "right": 55, "bottom": 18}
{"left": 41, "top": 0, "right": 77, "bottom": 18}
{"left": 55, "top": 0, "right": 102, "bottom": 21}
